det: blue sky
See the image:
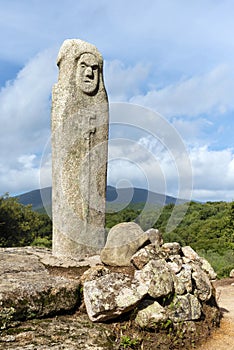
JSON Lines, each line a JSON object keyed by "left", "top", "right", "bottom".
{"left": 0, "top": 0, "right": 234, "bottom": 202}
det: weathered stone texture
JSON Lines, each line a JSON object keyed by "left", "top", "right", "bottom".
{"left": 192, "top": 265, "right": 213, "bottom": 301}
{"left": 131, "top": 243, "right": 158, "bottom": 269}
{"left": 162, "top": 242, "right": 181, "bottom": 255}
{"left": 135, "top": 300, "right": 167, "bottom": 328}
{"left": 173, "top": 265, "right": 193, "bottom": 295}
{"left": 100, "top": 222, "right": 149, "bottom": 266}
{"left": 182, "top": 246, "right": 200, "bottom": 261}
{"left": 0, "top": 238, "right": 220, "bottom": 347}
{"left": 145, "top": 228, "right": 163, "bottom": 246}
{"left": 134, "top": 259, "right": 174, "bottom": 299}
{"left": 83, "top": 271, "right": 147, "bottom": 322}
{"left": 167, "top": 294, "right": 202, "bottom": 322}
{"left": 51, "top": 39, "right": 109, "bottom": 259}
{"left": 200, "top": 257, "right": 217, "bottom": 280}
{"left": 0, "top": 248, "right": 81, "bottom": 329}
{"left": 0, "top": 314, "right": 117, "bottom": 350}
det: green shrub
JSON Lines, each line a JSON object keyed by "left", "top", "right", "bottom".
{"left": 31, "top": 237, "right": 52, "bottom": 249}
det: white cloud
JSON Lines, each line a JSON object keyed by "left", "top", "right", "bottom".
{"left": 190, "top": 146, "right": 234, "bottom": 201}
{"left": 131, "top": 65, "right": 234, "bottom": 118}
{"left": 171, "top": 118, "right": 214, "bottom": 146}
{"left": 104, "top": 60, "right": 149, "bottom": 101}
{"left": 2, "top": 0, "right": 234, "bottom": 73}
{"left": 0, "top": 48, "right": 57, "bottom": 195}
{"left": 18, "top": 154, "right": 36, "bottom": 169}
{"left": 108, "top": 126, "right": 234, "bottom": 203}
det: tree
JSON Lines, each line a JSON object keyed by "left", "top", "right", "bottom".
{"left": 0, "top": 194, "right": 52, "bottom": 247}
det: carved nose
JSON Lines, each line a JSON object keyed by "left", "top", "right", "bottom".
{"left": 85, "top": 66, "right": 93, "bottom": 77}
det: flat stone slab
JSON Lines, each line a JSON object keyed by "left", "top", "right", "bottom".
{"left": 0, "top": 314, "right": 117, "bottom": 350}
{"left": 0, "top": 247, "right": 82, "bottom": 329}
{"left": 0, "top": 246, "right": 102, "bottom": 268}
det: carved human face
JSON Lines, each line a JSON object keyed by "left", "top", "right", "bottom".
{"left": 76, "top": 53, "right": 99, "bottom": 95}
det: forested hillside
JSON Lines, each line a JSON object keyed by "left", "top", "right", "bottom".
{"left": 0, "top": 193, "right": 233, "bottom": 277}
{"left": 106, "top": 200, "right": 234, "bottom": 277}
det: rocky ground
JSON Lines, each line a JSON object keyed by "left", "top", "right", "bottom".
{"left": 0, "top": 244, "right": 226, "bottom": 349}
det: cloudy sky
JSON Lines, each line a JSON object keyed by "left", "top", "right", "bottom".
{"left": 1, "top": 0, "right": 234, "bottom": 202}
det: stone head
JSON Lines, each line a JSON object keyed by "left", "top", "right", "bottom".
{"left": 76, "top": 53, "right": 100, "bottom": 95}
{"left": 56, "top": 39, "right": 106, "bottom": 100}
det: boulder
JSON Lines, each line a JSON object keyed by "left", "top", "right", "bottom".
{"left": 100, "top": 222, "right": 149, "bottom": 266}
{"left": 83, "top": 272, "right": 147, "bottom": 322}
{"left": 0, "top": 250, "right": 81, "bottom": 329}
{"left": 0, "top": 314, "right": 117, "bottom": 350}
{"left": 229, "top": 268, "right": 234, "bottom": 278}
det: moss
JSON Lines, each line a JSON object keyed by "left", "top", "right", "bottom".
{"left": 0, "top": 307, "right": 16, "bottom": 330}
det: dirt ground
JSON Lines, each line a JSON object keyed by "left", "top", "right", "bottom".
{"left": 196, "top": 278, "right": 234, "bottom": 350}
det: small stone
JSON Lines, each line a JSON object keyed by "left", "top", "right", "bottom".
{"left": 131, "top": 244, "right": 157, "bottom": 269}
{"left": 174, "top": 265, "right": 193, "bottom": 295}
{"left": 135, "top": 301, "right": 167, "bottom": 328}
{"left": 162, "top": 242, "right": 181, "bottom": 255}
{"left": 229, "top": 269, "right": 234, "bottom": 278}
{"left": 166, "top": 255, "right": 183, "bottom": 274}
{"left": 81, "top": 266, "right": 110, "bottom": 284}
{"left": 145, "top": 228, "right": 163, "bottom": 246}
{"left": 192, "top": 265, "right": 212, "bottom": 301}
{"left": 182, "top": 256, "right": 191, "bottom": 264}
{"left": 199, "top": 257, "right": 217, "bottom": 280}
{"left": 134, "top": 259, "right": 174, "bottom": 299}
{"left": 167, "top": 294, "right": 201, "bottom": 322}
{"left": 182, "top": 246, "right": 200, "bottom": 261}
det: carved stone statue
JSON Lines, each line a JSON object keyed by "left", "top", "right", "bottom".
{"left": 51, "top": 39, "right": 109, "bottom": 259}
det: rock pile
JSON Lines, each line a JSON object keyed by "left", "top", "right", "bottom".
{"left": 83, "top": 223, "right": 218, "bottom": 329}
{"left": 0, "top": 223, "right": 221, "bottom": 349}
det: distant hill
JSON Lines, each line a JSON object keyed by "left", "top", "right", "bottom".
{"left": 16, "top": 187, "right": 52, "bottom": 212}
{"left": 16, "top": 185, "right": 187, "bottom": 212}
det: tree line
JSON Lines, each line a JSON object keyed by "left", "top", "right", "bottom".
{"left": 0, "top": 194, "right": 233, "bottom": 277}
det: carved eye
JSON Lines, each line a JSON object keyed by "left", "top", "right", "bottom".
{"left": 80, "top": 63, "right": 86, "bottom": 68}
{"left": 92, "top": 65, "right": 98, "bottom": 71}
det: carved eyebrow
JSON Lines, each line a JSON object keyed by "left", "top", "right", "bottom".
{"left": 79, "top": 61, "right": 99, "bottom": 69}
{"left": 80, "top": 61, "right": 88, "bottom": 67}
